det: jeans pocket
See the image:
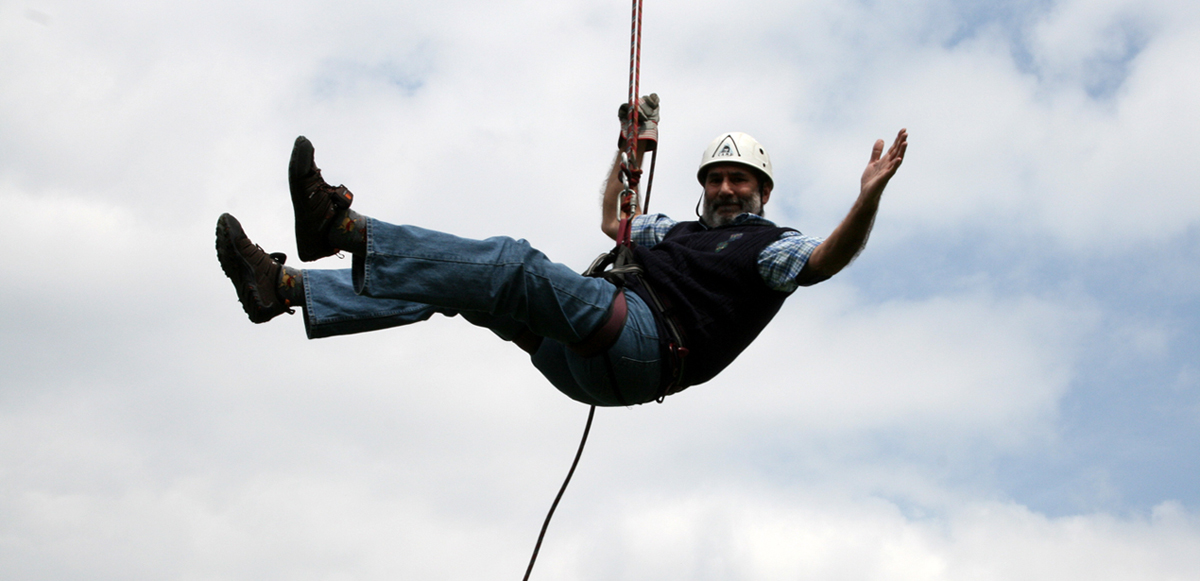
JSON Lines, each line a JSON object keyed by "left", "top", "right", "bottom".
{"left": 612, "top": 355, "right": 662, "bottom": 405}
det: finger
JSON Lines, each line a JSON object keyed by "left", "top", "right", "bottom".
{"left": 870, "top": 139, "right": 884, "bottom": 162}
{"left": 888, "top": 144, "right": 902, "bottom": 169}
{"left": 888, "top": 129, "right": 906, "bottom": 155}
{"left": 881, "top": 130, "right": 905, "bottom": 163}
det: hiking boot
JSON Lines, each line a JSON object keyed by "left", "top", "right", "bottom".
{"left": 215, "top": 213, "right": 293, "bottom": 323}
{"left": 289, "top": 136, "right": 354, "bottom": 261}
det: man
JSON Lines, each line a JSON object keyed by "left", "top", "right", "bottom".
{"left": 215, "top": 98, "right": 907, "bottom": 407}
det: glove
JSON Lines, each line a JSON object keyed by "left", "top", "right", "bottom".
{"left": 617, "top": 93, "right": 659, "bottom": 151}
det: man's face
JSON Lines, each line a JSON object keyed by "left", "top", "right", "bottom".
{"left": 701, "top": 163, "right": 772, "bottom": 227}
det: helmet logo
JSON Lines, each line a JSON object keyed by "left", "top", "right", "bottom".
{"left": 711, "top": 135, "right": 740, "bottom": 158}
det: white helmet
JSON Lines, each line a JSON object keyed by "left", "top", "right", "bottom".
{"left": 697, "top": 132, "right": 774, "bottom": 186}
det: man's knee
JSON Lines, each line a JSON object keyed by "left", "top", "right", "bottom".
{"left": 491, "top": 236, "right": 542, "bottom": 265}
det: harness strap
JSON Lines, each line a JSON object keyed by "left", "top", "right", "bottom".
{"left": 628, "top": 272, "right": 689, "bottom": 401}
{"left": 510, "top": 289, "right": 628, "bottom": 358}
{"left": 569, "top": 289, "right": 628, "bottom": 358}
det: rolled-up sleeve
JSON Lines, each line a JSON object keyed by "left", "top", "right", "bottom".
{"left": 757, "top": 232, "right": 825, "bottom": 292}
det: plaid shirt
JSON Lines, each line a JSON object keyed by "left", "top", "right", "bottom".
{"left": 631, "top": 213, "right": 825, "bottom": 293}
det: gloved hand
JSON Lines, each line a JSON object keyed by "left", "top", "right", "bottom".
{"left": 617, "top": 93, "right": 659, "bottom": 151}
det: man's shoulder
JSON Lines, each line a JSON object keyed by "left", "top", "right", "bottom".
{"left": 635, "top": 213, "right": 678, "bottom": 224}
{"left": 631, "top": 213, "right": 680, "bottom": 247}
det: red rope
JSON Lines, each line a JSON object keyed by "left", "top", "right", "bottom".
{"left": 625, "top": 0, "right": 641, "bottom": 156}
{"left": 617, "top": 0, "right": 644, "bottom": 248}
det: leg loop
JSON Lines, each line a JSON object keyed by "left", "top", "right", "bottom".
{"left": 568, "top": 289, "right": 628, "bottom": 358}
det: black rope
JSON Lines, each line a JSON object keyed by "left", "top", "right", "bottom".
{"left": 522, "top": 404, "right": 596, "bottom": 581}
{"left": 641, "top": 148, "right": 657, "bottom": 215}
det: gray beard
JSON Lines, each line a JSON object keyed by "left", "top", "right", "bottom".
{"left": 701, "top": 193, "right": 764, "bottom": 227}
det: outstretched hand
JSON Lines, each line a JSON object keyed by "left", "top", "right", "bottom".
{"left": 798, "top": 128, "right": 908, "bottom": 284}
{"left": 860, "top": 128, "right": 907, "bottom": 201}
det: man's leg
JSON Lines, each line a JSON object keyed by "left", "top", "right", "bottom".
{"left": 215, "top": 212, "right": 441, "bottom": 334}
{"left": 218, "top": 136, "right": 665, "bottom": 405}
{"left": 217, "top": 212, "right": 664, "bottom": 405}
{"left": 290, "top": 135, "right": 666, "bottom": 402}
{"left": 287, "top": 135, "right": 614, "bottom": 344}
{"left": 349, "top": 218, "right": 614, "bottom": 345}
{"left": 217, "top": 206, "right": 601, "bottom": 344}
{"left": 302, "top": 267, "right": 442, "bottom": 338}
{"left": 303, "top": 266, "right": 536, "bottom": 342}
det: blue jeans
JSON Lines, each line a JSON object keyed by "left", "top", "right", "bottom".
{"left": 301, "top": 218, "right": 663, "bottom": 406}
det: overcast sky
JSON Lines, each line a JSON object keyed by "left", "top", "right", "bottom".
{"left": 2, "top": 0, "right": 1199, "bottom": 579}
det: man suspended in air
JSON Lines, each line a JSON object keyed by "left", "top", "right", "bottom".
{"left": 215, "top": 96, "right": 908, "bottom": 406}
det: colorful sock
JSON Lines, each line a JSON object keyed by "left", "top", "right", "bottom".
{"left": 277, "top": 266, "right": 305, "bottom": 308}
{"left": 328, "top": 209, "right": 367, "bottom": 255}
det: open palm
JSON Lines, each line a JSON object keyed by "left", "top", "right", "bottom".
{"left": 861, "top": 128, "right": 908, "bottom": 200}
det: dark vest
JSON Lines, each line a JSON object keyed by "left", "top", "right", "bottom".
{"left": 627, "top": 220, "right": 795, "bottom": 389}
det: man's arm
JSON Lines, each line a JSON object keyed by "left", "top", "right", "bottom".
{"left": 600, "top": 143, "right": 647, "bottom": 240}
{"left": 797, "top": 128, "right": 907, "bottom": 285}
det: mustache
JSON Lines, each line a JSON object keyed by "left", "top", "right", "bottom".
{"left": 706, "top": 196, "right": 752, "bottom": 211}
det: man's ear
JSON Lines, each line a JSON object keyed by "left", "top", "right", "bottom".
{"left": 760, "top": 182, "right": 773, "bottom": 205}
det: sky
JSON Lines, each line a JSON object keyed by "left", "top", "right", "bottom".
{"left": 2, "top": 0, "right": 1199, "bottom": 579}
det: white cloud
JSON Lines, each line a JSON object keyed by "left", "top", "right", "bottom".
{"left": 2, "top": 0, "right": 1198, "bottom": 578}
{"left": 717, "top": 0, "right": 1200, "bottom": 253}
{"left": 562, "top": 490, "right": 1200, "bottom": 581}
{"left": 674, "top": 283, "right": 1090, "bottom": 447}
